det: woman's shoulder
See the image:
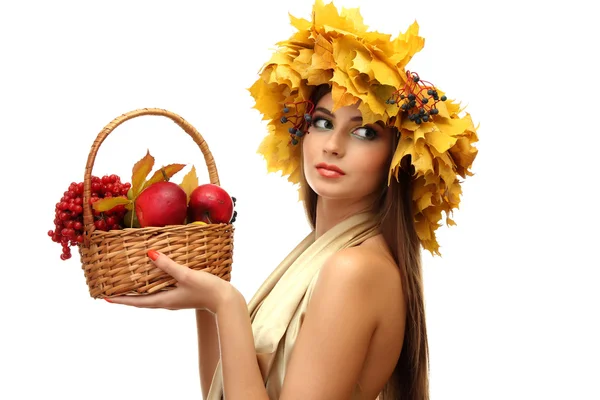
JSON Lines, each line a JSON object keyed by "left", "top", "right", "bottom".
{"left": 315, "top": 234, "right": 403, "bottom": 311}
{"left": 327, "top": 234, "right": 399, "bottom": 279}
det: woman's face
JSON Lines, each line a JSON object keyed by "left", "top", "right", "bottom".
{"left": 302, "top": 92, "right": 394, "bottom": 202}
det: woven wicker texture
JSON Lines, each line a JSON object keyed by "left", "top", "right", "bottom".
{"left": 79, "top": 108, "right": 234, "bottom": 298}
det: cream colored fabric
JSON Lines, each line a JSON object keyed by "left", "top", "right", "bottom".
{"left": 206, "top": 212, "right": 380, "bottom": 399}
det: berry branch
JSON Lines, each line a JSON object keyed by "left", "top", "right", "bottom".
{"left": 48, "top": 174, "right": 131, "bottom": 260}
{"left": 280, "top": 100, "right": 315, "bottom": 145}
{"left": 386, "top": 71, "right": 448, "bottom": 124}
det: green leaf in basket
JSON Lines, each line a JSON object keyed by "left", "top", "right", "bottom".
{"left": 180, "top": 165, "right": 199, "bottom": 202}
{"left": 141, "top": 163, "right": 186, "bottom": 192}
{"left": 92, "top": 196, "right": 132, "bottom": 212}
{"left": 131, "top": 150, "right": 155, "bottom": 198}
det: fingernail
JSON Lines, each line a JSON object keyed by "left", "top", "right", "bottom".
{"left": 104, "top": 297, "right": 113, "bottom": 303}
{"left": 148, "top": 249, "right": 160, "bottom": 261}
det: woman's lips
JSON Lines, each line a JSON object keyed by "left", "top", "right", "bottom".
{"left": 316, "top": 166, "right": 344, "bottom": 178}
{"left": 315, "top": 163, "right": 345, "bottom": 176}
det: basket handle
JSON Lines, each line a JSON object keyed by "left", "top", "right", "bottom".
{"left": 82, "top": 108, "right": 221, "bottom": 238}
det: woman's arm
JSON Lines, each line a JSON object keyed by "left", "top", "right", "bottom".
{"left": 107, "top": 249, "right": 385, "bottom": 399}
{"left": 215, "top": 288, "right": 270, "bottom": 400}
{"left": 196, "top": 310, "right": 221, "bottom": 399}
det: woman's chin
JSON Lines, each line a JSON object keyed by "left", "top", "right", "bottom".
{"left": 310, "top": 183, "right": 354, "bottom": 201}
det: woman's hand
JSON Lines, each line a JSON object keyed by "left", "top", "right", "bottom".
{"left": 105, "top": 249, "right": 236, "bottom": 314}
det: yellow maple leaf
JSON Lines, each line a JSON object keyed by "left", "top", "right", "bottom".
{"left": 331, "top": 81, "right": 358, "bottom": 112}
{"left": 296, "top": 48, "right": 313, "bottom": 64}
{"left": 313, "top": 0, "right": 368, "bottom": 34}
{"left": 416, "top": 191, "right": 433, "bottom": 213}
{"left": 275, "top": 65, "right": 302, "bottom": 87}
{"left": 388, "top": 134, "right": 415, "bottom": 184}
{"left": 450, "top": 136, "right": 479, "bottom": 178}
{"left": 412, "top": 146, "right": 434, "bottom": 175}
{"left": 92, "top": 196, "right": 131, "bottom": 212}
{"left": 393, "top": 21, "right": 425, "bottom": 69}
{"left": 448, "top": 183, "right": 463, "bottom": 207}
{"left": 414, "top": 122, "right": 436, "bottom": 142}
{"left": 179, "top": 166, "right": 198, "bottom": 202}
{"left": 424, "top": 172, "right": 440, "bottom": 187}
{"left": 289, "top": 12, "right": 311, "bottom": 31}
{"left": 347, "top": 70, "right": 370, "bottom": 94}
{"left": 131, "top": 150, "right": 154, "bottom": 197}
{"left": 306, "top": 68, "right": 333, "bottom": 86}
{"left": 369, "top": 51, "right": 401, "bottom": 88}
{"left": 425, "top": 129, "right": 458, "bottom": 154}
{"left": 436, "top": 116, "right": 473, "bottom": 138}
{"left": 414, "top": 216, "right": 432, "bottom": 241}
{"left": 434, "top": 100, "right": 451, "bottom": 119}
{"left": 351, "top": 50, "right": 373, "bottom": 79}
{"left": 332, "top": 36, "right": 361, "bottom": 72}
{"left": 312, "top": 33, "right": 335, "bottom": 70}
{"left": 142, "top": 163, "right": 186, "bottom": 191}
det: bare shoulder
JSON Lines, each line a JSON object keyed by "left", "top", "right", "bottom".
{"left": 316, "top": 234, "right": 404, "bottom": 321}
{"left": 321, "top": 235, "right": 402, "bottom": 289}
{"left": 279, "top": 234, "right": 405, "bottom": 399}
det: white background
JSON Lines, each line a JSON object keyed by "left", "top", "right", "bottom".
{"left": 1, "top": 0, "right": 598, "bottom": 399}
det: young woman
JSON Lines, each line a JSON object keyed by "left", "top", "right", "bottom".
{"left": 107, "top": 1, "right": 479, "bottom": 399}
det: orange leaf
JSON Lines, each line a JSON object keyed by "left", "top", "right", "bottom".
{"left": 142, "top": 163, "right": 186, "bottom": 191}
{"left": 131, "top": 150, "right": 155, "bottom": 198}
{"left": 179, "top": 166, "right": 198, "bottom": 202}
{"left": 92, "top": 196, "right": 132, "bottom": 212}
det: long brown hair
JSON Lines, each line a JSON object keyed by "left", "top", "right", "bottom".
{"left": 298, "top": 84, "right": 429, "bottom": 400}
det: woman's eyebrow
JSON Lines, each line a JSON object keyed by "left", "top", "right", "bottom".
{"left": 314, "top": 107, "right": 363, "bottom": 122}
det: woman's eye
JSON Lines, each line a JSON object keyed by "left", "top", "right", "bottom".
{"left": 353, "top": 127, "right": 377, "bottom": 140}
{"left": 312, "top": 117, "right": 333, "bottom": 130}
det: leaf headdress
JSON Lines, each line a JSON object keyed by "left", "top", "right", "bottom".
{"left": 248, "top": 0, "right": 479, "bottom": 255}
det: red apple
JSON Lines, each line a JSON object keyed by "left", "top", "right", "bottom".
{"left": 135, "top": 181, "right": 188, "bottom": 227}
{"left": 188, "top": 184, "right": 234, "bottom": 224}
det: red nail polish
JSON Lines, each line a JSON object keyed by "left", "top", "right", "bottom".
{"left": 104, "top": 298, "right": 113, "bottom": 303}
{"left": 148, "top": 250, "right": 160, "bottom": 261}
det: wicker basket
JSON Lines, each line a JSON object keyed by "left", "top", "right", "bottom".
{"left": 78, "top": 108, "right": 234, "bottom": 299}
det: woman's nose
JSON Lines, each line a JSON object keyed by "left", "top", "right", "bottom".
{"left": 323, "top": 129, "right": 346, "bottom": 156}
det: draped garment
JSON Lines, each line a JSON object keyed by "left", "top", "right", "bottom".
{"left": 207, "top": 212, "right": 379, "bottom": 399}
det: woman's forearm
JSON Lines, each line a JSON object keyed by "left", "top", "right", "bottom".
{"left": 196, "top": 309, "right": 221, "bottom": 399}
{"left": 215, "top": 288, "right": 269, "bottom": 400}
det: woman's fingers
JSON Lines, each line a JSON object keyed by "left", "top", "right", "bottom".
{"left": 106, "top": 289, "right": 176, "bottom": 308}
{"left": 148, "top": 250, "right": 191, "bottom": 283}
{"left": 103, "top": 251, "right": 227, "bottom": 311}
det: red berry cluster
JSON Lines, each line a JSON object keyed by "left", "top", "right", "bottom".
{"left": 48, "top": 174, "right": 131, "bottom": 260}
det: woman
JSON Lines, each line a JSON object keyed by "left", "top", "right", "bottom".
{"left": 107, "top": 1, "right": 479, "bottom": 399}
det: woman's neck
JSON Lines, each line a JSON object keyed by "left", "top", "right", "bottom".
{"left": 313, "top": 194, "right": 378, "bottom": 239}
